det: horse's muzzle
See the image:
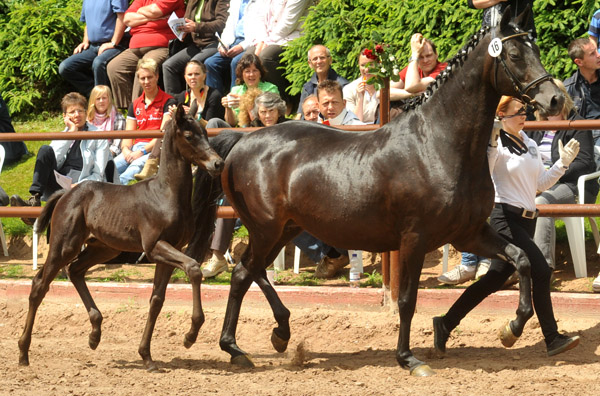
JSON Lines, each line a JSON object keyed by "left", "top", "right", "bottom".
{"left": 207, "top": 158, "right": 224, "bottom": 178}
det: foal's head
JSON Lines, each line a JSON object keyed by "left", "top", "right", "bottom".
{"left": 170, "top": 104, "right": 223, "bottom": 177}
{"left": 491, "top": 5, "right": 564, "bottom": 116}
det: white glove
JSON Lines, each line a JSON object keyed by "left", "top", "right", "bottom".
{"left": 558, "top": 139, "right": 580, "bottom": 168}
{"left": 489, "top": 127, "right": 500, "bottom": 147}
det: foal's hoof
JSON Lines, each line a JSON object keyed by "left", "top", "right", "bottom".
{"left": 88, "top": 336, "right": 100, "bottom": 350}
{"left": 271, "top": 330, "right": 289, "bottom": 353}
{"left": 183, "top": 334, "right": 195, "bottom": 349}
{"left": 18, "top": 355, "right": 30, "bottom": 367}
{"left": 410, "top": 364, "right": 435, "bottom": 377}
{"left": 231, "top": 354, "right": 255, "bottom": 368}
{"left": 498, "top": 322, "right": 519, "bottom": 348}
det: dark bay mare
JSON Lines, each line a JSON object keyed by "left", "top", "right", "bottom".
{"left": 18, "top": 104, "right": 223, "bottom": 371}
{"left": 187, "top": 8, "right": 563, "bottom": 376}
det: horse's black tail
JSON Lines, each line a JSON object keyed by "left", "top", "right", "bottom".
{"left": 34, "top": 190, "right": 66, "bottom": 234}
{"left": 186, "top": 130, "right": 244, "bottom": 261}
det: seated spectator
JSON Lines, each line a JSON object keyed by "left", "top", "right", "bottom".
{"left": 202, "top": 90, "right": 287, "bottom": 278}
{"left": 469, "top": 0, "right": 535, "bottom": 38}
{"left": 528, "top": 80, "right": 597, "bottom": 270}
{"left": 318, "top": 80, "right": 363, "bottom": 126}
{"left": 135, "top": 60, "right": 225, "bottom": 180}
{"left": 113, "top": 58, "right": 176, "bottom": 185}
{"left": 203, "top": 0, "right": 258, "bottom": 96}
{"left": 87, "top": 85, "right": 126, "bottom": 158}
{"left": 589, "top": 8, "right": 600, "bottom": 46}
{"left": 107, "top": 0, "right": 185, "bottom": 109}
{"left": 10, "top": 93, "right": 111, "bottom": 225}
{"left": 438, "top": 252, "right": 490, "bottom": 285}
{"left": 249, "top": 91, "right": 288, "bottom": 127}
{"left": 221, "top": 53, "right": 279, "bottom": 126}
{"left": 564, "top": 37, "right": 600, "bottom": 161}
{"left": 293, "top": 80, "right": 363, "bottom": 279}
{"left": 343, "top": 49, "right": 380, "bottom": 124}
{"left": 245, "top": 0, "right": 311, "bottom": 110}
{"left": 301, "top": 94, "right": 320, "bottom": 122}
{"left": 295, "top": 45, "right": 349, "bottom": 119}
{"left": 162, "top": 0, "right": 229, "bottom": 96}
{"left": 59, "top": 0, "right": 129, "bottom": 97}
{"left": 0, "top": 94, "right": 27, "bottom": 165}
{"left": 389, "top": 34, "right": 448, "bottom": 105}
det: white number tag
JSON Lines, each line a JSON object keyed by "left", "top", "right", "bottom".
{"left": 488, "top": 38, "right": 502, "bottom": 58}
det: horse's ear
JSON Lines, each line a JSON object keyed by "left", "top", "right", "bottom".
{"left": 175, "top": 103, "right": 186, "bottom": 124}
{"left": 189, "top": 99, "right": 199, "bottom": 118}
{"left": 499, "top": 5, "right": 512, "bottom": 32}
{"left": 515, "top": 4, "right": 531, "bottom": 31}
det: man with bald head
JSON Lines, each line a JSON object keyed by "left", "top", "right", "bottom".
{"left": 295, "top": 44, "right": 348, "bottom": 119}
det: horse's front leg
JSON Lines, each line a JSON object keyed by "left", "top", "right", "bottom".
{"left": 394, "top": 233, "right": 435, "bottom": 377}
{"left": 147, "top": 242, "right": 205, "bottom": 358}
{"left": 67, "top": 242, "right": 120, "bottom": 350}
{"left": 136, "top": 263, "right": 175, "bottom": 372}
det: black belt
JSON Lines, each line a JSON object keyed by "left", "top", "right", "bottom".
{"left": 495, "top": 203, "right": 538, "bottom": 219}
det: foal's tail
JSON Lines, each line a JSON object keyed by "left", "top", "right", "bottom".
{"left": 34, "top": 190, "right": 67, "bottom": 234}
{"left": 186, "top": 130, "right": 244, "bottom": 261}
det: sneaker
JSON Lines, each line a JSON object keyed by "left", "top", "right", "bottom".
{"left": 10, "top": 194, "right": 40, "bottom": 226}
{"left": 475, "top": 260, "right": 490, "bottom": 279}
{"left": 593, "top": 273, "right": 600, "bottom": 293}
{"left": 201, "top": 256, "right": 228, "bottom": 278}
{"left": 437, "top": 266, "right": 476, "bottom": 285}
{"left": 314, "top": 255, "right": 349, "bottom": 278}
{"left": 433, "top": 316, "right": 450, "bottom": 354}
{"left": 547, "top": 333, "right": 580, "bottom": 357}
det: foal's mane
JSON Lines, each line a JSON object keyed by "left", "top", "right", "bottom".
{"left": 402, "top": 25, "right": 490, "bottom": 112}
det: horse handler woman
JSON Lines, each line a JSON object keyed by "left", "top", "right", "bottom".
{"left": 433, "top": 96, "right": 581, "bottom": 357}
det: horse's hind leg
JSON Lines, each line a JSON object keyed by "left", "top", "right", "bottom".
{"left": 138, "top": 263, "right": 174, "bottom": 372}
{"left": 18, "top": 243, "right": 81, "bottom": 366}
{"left": 67, "top": 241, "right": 120, "bottom": 350}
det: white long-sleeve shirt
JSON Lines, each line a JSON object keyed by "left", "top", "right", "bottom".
{"left": 488, "top": 130, "right": 566, "bottom": 212}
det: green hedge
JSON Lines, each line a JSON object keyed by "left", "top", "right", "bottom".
{"left": 282, "top": 0, "right": 600, "bottom": 96}
{"left": 0, "top": 0, "right": 82, "bottom": 116}
{"left": 1, "top": 0, "right": 600, "bottom": 115}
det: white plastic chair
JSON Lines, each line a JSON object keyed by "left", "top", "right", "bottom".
{"left": 0, "top": 145, "right": 8, "bottom": 256}
{"left": 557, "top": 170, "right": 600, "bottom": 278}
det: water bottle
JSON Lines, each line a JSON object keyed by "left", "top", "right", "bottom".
{"left": 349, "top": 251, "right": 362, "bottom": 288}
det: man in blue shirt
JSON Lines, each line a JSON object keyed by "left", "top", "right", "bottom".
{"left": 59, "top": 0, "right": 129, "bottom": 97}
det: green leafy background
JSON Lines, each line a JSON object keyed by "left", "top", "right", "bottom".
{"left": 1, "top": 0, "right": 600, "bottom": 115}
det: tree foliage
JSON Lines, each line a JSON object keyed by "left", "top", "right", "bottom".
{"left": 282, "top": 0, "right": 600, "bottom": 96}
{"left": 0, "top": 0, "right": 82, "bottom": 116}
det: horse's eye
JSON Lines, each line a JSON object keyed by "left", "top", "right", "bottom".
{"left": 508, "top": 52, "right": 520, "bottom": 60}
{"left": 183, "top": 131, "right": 193, "bottom": 141}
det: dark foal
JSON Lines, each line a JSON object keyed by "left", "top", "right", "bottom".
{"left": 187, "top": 7, "right": 564, "bottom": 377}
{"left": 18, "top": 104, "right": 223, "bottom": 371}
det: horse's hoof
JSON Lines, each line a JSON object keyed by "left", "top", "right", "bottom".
{"left": 146, "top": 364, "right": 164, "bottom": 373}
{"left": 88, "top": 337, "right": 100, "bottom": 350}
{"left": 231, "top": 354, "right": 255, "bottom": 368}
{"left": 410, "top": 364, "right": 435, "bottom": 377}
{"left": 498, "top": 322, "right": 518, "bottom": 348}
{"left": 271, "top": 330, "right": 288, "bottom": 353}
{"left": 183, "top": 335, "right": 195, "bottom": 349}
{"left": 18, "top": 356, "right": 30, "bottom": 366}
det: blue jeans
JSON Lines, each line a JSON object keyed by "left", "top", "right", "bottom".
{"left": 58, "top": 44, "right": 123, "bottom": 96}
{"left": 460, "top": 252, "right": 487, "bottom": 269}
{"left": 162, "top": 43, "right": 218, "bottom": 95}
{"left": 293, "top": 231, "right": 347, "bottom": 263}
{"left": 113, "top": 142, "right": 149, "bottom": 185}
{"left": 204, "top": 38, "right": 245, "bottom": 94}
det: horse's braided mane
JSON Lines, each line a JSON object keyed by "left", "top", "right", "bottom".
{"left": 402, "top": 25, "right": 491, "bottom": 112}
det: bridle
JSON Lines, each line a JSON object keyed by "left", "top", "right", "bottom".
{"left": 493, "top": 26, "right": 553, "bottom": 106}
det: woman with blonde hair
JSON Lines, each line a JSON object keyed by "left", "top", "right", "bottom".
{"left": 87, "top": 85, "right": 126, "bottom": 157}
{"left": 433, "top": 95, "right": 582, "bottom": 358}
